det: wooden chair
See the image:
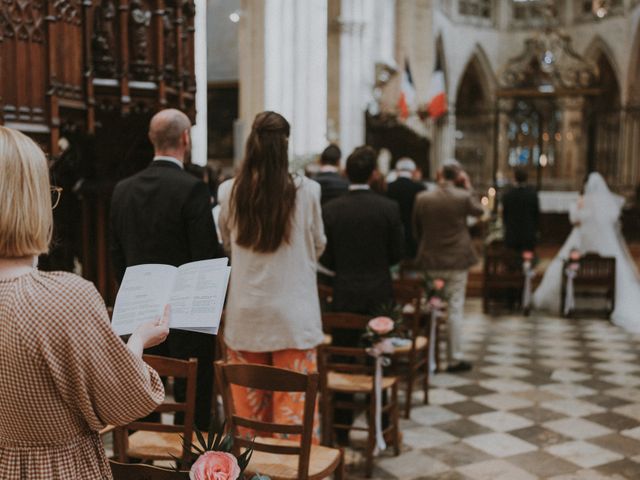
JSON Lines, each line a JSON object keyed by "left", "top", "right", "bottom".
{"left": 215, "top": 361, "right": 344, "bottom": 480}
{"left": 109, "top": 460, "right": 189, "bottom": 480}
{"left": 561, "top": 253, "right": 616, "bottom": 319}
{"left": 114, "top": 355, "right": 198, "bottom": 466}
{"left": 392, "top": 280, "right": 431, "bottom": 419}
{"left": 318, "top": 344, "right": 400, "bottom": 478}
{"left": 483, "top": 241, "right": 526, "bottom": 314}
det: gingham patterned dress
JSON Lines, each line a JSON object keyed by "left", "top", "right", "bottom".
{"left": 0, "top": 271, "right": 164, "bottom": 479}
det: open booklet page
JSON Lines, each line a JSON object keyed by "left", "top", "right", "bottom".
{"left": 111, "top": 258, "right": 230, "bottom": 336}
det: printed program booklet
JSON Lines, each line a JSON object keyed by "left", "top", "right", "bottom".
{"left": 111, "top": 258, "right": 230, "bottom": 336}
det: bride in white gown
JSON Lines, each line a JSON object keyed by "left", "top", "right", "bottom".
{"left": 533, "top": 172, "right": 640, "bottom": 332}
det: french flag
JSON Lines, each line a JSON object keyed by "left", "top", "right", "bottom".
{"left": 427, "top": 69, "right": 448, "bottom": 119}
{"left": 397, "top": 60, "right": 416, "bottom": 120}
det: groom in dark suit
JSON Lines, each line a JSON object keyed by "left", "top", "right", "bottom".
{"left": 321, "top": 146, "right": 404, "bottom": 315}
{"left": 110, "top": 108, "right": 223, "bottom": 428}
{"left": 502, "top": 167, "right": 540, "bottom": 252}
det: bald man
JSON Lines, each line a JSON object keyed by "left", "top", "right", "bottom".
{"left": 110, "top": 109, "right": 223, "bottom": 428}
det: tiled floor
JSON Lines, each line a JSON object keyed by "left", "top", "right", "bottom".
{"left": 345, "top": 299, "right": 640, "bottom": 479}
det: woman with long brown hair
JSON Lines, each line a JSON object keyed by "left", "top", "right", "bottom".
{"left": 218, "top": 111, "right": 326, "bottom": 441}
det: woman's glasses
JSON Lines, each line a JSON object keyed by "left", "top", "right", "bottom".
{"left": 51, "top": 186, "right": 63, "bottom": 209}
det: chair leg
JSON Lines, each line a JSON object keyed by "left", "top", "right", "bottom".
{"left": 334, "top": 448, "right": 346, "bottom": 480}
{"left": 404, "top": 368, "right": 414, "bottom": 419}
{"left": 392, "top": 383, "right": 401, "bottom": 457}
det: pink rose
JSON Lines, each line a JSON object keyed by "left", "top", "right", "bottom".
{"left": 433, "top": 278, "right": 445, "bottom": 291}
{"left": 569, "top": 249, "right": 581, "bottom": 261}
{"left": 368, "top": 316, "right": 394, "bottom": 335}
{"left": 522, "top": 250, "right": 534, "bottom": 261}
{"left": 429, "top": 296, "right": 443, "bottom": 309}
{"left": 190, "top": 451, "right": 241, "bottom": 480}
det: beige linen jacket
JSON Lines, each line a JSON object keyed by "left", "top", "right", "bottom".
{"left": 413, "top": 182, "right": 484, "bottom": 271}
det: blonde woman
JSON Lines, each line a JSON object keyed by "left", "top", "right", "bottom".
{"left": 0, "top": 126, "right": 169, "bottom": 479}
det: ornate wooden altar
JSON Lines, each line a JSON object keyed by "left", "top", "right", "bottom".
{"left": 0, "top": 0, "right": 196, "bottom": 305}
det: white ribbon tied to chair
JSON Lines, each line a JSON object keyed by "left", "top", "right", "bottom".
{"left": 428, "top": 305, "right": 441, "bottom": 374}
{"left": 366, "top": 339, "right": 393, "bottom": 455}
{"left": 564, "top": 264, "right": 579, "bottom": 316}
{"left": 521, "top": 261, "right": 536, "bottom": 310}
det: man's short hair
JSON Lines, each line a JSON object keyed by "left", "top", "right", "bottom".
{"left": 442, "top": 158, "right": 461, "bottom": 181}
{"left": 320, "top": 144, "right": 341, "bottom": 166}
{"left": 514, "top": 166, "right": 528, "bottom": 183}
{"left": 148, "top": 109, "right": 191, "bottom": 152}
{"left": 346, "top": 146, "right": 377, "bottom": 184}
{"left": 396, "top": 158, "right": 416, "bottom": 172}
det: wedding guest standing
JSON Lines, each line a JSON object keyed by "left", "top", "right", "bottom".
{"left": 217, "top": 111, "right": 326, "bottom": 441}
{"left": 386, "top": 157, "right": 426, "bottom": 260}
{"left": 110, "top": 108, "right": 223, "bottom": 429}
{"left": 0, "top": 126, "right": 168, "bottom": 479}
{"left": 313, "top": 143, "right": 349, "bottom": 205}
{"left": 413, "top": 159, "right": 483, "bottom": 372}
{"left": 502, "top": 167, "right": 540, "bottom": 252}
{"left": 321, "top": 146, "right": 404, "bottom": 316}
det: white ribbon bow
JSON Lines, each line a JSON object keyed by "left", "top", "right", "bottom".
{"left": 564, "top": 264, "right": 579, "bottom": 316}
{"left": 522, "top": 261, "right": 536, "bottom": 310}
{"left": 366, "top": 339, "right": 393, "bottom": 455}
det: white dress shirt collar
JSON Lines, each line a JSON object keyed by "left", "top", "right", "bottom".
{"left": 153, "top": 155, "right": 184, "bottom": 170}
{"left": 349, "top": 184, "right": 371, "bottom": 191}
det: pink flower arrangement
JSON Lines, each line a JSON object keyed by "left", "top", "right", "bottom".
{"left": 569, "top": 249, "right": 581, "bottom": 261}
{"left": 368, "top": 316, "right": 395, "bottom": 335}
{"left": 428, "top": 296, "right": 443, "bottom": 309}
{"left": 522, "top": 250, "right": 534, "bottom": 261}
{"left": 190, "top": 451, "right": 242, "bottom": 480}
{"left": 433, "top": 278, "right": 445, "bottom": 291}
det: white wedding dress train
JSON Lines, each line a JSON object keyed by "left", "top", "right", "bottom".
{"left": 532, "top": 173, "right": 640, "bottom": 333}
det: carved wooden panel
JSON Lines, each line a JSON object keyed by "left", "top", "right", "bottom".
{"left": 0, "top": 0, "right": 47, "bottom": 125}
{"left": 92, "top": 0, "right": 118, "bottom": 77}
{"left": 49, "top": 0, "right": 84, "bottom": 100}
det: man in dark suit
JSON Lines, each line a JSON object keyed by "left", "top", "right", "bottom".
{"left": 320, "top": 146, "right": 403, "bottom": 444}
{"left": 110, "top": 108, "right": 223, "bottom": 429}
{"left": 502, "top": 167, "right": 540, "bottom": 252}
{"left": 386, "top": 158, "right": 426, "bottom": 260}
{"left": 321, "top": 146, "right": 404, "bottom": 315}
{"left": 313, "top": 144, "right": 349, "bottom": 205}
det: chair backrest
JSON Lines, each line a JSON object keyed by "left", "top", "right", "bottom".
{"left": 318, "top": 345, "right": 377, "bottom": 378}
{"left": 321, "top": 312, "right": 370, "bottom": 334}
{"left": 392, "top": 280, "right": 427, "bottom": 349}
{"left": 566, "top": 253, "right": 616, "bottom": 284}
{"left": 484, "top": 245, "right": 523, "bottom": 277}
{"left": 109, "top": 460, "right": 189, "bottom": 480}
{"left": 115, "top": 355, "right": 198, "bottom": 464}
{"left": 215, "top": 362, "right": 319, "bottom": 480}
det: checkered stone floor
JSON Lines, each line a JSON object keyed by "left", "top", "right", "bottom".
{"left": 345, "top": 299, "right": 640, "bottom": 480}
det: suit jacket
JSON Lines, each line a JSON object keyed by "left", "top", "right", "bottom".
{"left": 110, "top": 160, "right": 222, "bottom": 283}
{"left": 313, "top": 171, "right": 350, "bottom": 205}
{"left": 502, "top": 184, "right": 540, "bottom": 251}
{"left": 413, "top": 182, "right": 483, "bottom": 271}
{"left": 321, "top": 190, "right": 404, "bottom": 314}
{"left": 386, "top": 177, "right": 426, "bottom": 259}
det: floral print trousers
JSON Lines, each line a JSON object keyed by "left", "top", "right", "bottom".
{"left": 225, "top": 347, "right": 320, "bottom": 443}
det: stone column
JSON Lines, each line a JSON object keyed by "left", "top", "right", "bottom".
{"left": 237, "top": 0, "right": 328, "bottom": 165}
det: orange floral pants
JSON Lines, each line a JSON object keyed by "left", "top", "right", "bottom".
{"left": 225, "top": 347, "right": 320, "bottom": 444}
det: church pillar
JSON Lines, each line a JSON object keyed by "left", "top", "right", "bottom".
{"left": 558, "top": 96, "right": 586, "bottom": 190}
{"left": 237, "top": 0, "right": 328, "bottom": 165}
{"left": 327, "top": 0, "right": 395, "bottom": 162}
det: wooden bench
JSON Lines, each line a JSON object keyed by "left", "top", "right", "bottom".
{"left": 561, "top": 253, "right": 615, "bottom": 319}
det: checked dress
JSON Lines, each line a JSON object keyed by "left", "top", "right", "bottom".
{"left": 0, "top": 271, "right": 164, "bottom": 479}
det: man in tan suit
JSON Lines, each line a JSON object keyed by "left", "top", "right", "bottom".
{"left": 413, "top": 159, "right": 483, "bottom": 372}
